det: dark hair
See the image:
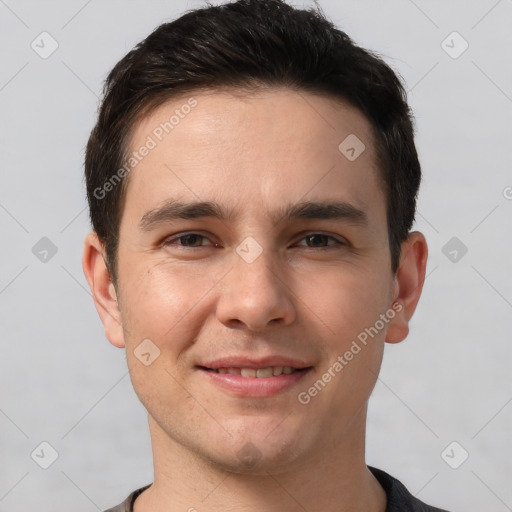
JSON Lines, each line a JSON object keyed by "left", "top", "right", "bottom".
{"left": 85, "top": 0, "right": 421, "bottom": 286}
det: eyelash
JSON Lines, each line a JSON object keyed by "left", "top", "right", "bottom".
{"left": 162, "top": 232, "right": 347, "bottom": 249}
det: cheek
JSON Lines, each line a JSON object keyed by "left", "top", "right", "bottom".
{"left": 118, "top": 262, "right": 211, "bottom": 418}
{"left": 119, "top": 259, "right": 214, "bottom": 340}
{"left": 294, "top": 262, "right": 391, "bottom": 345}
{"left": 295, "top": 264, "right": 389, "bottom": 401}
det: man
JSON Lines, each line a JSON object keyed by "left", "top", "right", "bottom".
{"left": 82, "top": 0, "right": 449, "bottom": 510}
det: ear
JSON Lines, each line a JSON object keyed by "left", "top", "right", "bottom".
{"left": 385, "top": 231, "right": 428, "bottom": 344}
{"left": 82, "top": 232, "right": 125, "bottom": 348}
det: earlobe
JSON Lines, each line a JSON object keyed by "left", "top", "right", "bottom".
{"left": 82, "top": 232, "right": 126, "bottom": 348}
{"left": 385, "top": 231, "right": 428, "bottom": 344}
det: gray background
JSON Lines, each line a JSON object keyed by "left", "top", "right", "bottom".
{"left": 0, "top": 0, "right": 511, "bottom": 510}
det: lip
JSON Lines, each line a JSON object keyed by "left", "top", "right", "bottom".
{"left": 196, "top": 356, "right": 313, "bottom": 398}
{"left": 199, "top": 356, "right": 312, "bottom": 370}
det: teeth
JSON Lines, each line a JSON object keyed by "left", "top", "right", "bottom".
{"left": 256, "top": 367, "right": 273, "bottom": 378}
{"left": 213, "top": 366, "right": 299, "bottom": 377}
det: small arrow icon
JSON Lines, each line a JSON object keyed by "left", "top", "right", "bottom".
{"left": 236, "top": 442, "right": 262, "bottom": 467}
{"left": 441, "top": 441, "right": 469, "bottom": 469}
{"left": 338, "top": 134, "right": 365, "bottom": 161}
{"left": 236, "top": 236, "right": 263, "bottom": 263}
{"left": 31, "top": 441, "right": 59, "bottom": 469}
{"left": 442, "top": 236, "right": 467, "bottom": 263}
{"left": 134, "top": 339, "right": 160, "bottom": 366}
{"left": 31, "top": 31, "right": 59, "bottom": 59}
{"left": 441, "top": 31, "right": 468, "bottom": 59}
{"left": 32, "top": 237, "right": 58, "bottom": 263}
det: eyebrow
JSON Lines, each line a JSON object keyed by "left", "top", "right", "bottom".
{"left": 138, "top": 199, "right": 368, "bottom": 231}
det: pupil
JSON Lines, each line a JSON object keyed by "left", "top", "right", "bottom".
{"left": 183, "top": 234, "right": 201, "bottom": 246}
{"left": 307, "top": 234, "right": 327, "bottom": 247}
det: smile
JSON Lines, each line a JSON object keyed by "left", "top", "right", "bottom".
{"left": 198, "top": 365, "right": 313, "bottom": 398}
{"left": 205, "top": 366, "right": 301, "bottom": 377}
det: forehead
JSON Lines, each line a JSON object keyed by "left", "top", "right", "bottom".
{"left": 122, "top": 87, "right": 384, "bottom": 225}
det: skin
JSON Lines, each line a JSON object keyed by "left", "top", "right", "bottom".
{"left": 83, "top": 87, "right": 427, "bottom": 512}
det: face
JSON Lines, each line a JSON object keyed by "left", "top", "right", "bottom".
{"left": 85, "top": 87, "right": 422, "bottom": 475}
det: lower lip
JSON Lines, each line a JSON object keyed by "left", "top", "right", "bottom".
{"left": 198, "top": 368, "right": 312, "bottom": 398}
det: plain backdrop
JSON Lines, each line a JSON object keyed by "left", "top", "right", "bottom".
{"left": 0, "top": 1, "right": 511, "bottom": 511}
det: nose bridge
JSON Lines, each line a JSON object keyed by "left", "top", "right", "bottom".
{"left": 235, "top": 246, "right": 278, "bottom": 292}
{"left": 216, "top": 241, "right": 295, "bottom": 331}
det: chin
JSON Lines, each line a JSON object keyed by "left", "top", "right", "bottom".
{"left": 204, "top": 442, "right": 302, "bottom": 475}
{"left": 204, "top": 425, "right": 307, "bottom": 475}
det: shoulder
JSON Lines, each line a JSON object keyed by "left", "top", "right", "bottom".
{"left": 369, "top": 466, "right": 451, "bottom": 512}
{"left": 102, "top": 472, "right": 452, "bottom": 512}
{"left": 103, "top": 484, "right": 152, "bottom": 512}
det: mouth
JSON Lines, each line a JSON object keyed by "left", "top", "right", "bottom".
{"left": 199, "top": 366, "right": 308, "bottom": 377}
{"left": 196, "top": 364, "right": 313, "bottom": 398}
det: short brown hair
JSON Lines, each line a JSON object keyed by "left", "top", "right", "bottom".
{"left": 85, "top": 0, "right": 421, "bottom": 285}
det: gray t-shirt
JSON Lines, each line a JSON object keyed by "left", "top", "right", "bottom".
{"left": 103, "top": 467, "right": 450, "bottom": 512}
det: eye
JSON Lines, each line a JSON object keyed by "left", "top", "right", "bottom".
{"left": 161, "top": 232, "right": 345, "bottom": 249}
{"left": 163, "top": 232, "right": 217, "bottom": 248}
{"left": 295, "top": 233, "right": 346, "bottom": 248}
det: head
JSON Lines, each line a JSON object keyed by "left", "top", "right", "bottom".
{"left": 83, "top": 0, "right": 427, "bottom": 475}
{"left": 85, "top": 0, "right": 420, "bottom": 287}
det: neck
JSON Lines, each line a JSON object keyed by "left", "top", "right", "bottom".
{"left": 134, "top": 408, "right": 386, "bottom": 512}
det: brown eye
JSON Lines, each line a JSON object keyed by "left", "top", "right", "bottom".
{"left": 177, "top": 234, "right": 204, "bottom": 247}
{"left": 299, "top": 233, "right": 345, "bottom": 249}
{"left": 304, "top": 234, "right": 330, "bottom": 247}
{"left": 163, "top": 233, "right": 214, "bottom": 248}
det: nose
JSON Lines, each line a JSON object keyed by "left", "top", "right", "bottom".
{"left": 215, "top": 248, "right": 296, "bottom": 332}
